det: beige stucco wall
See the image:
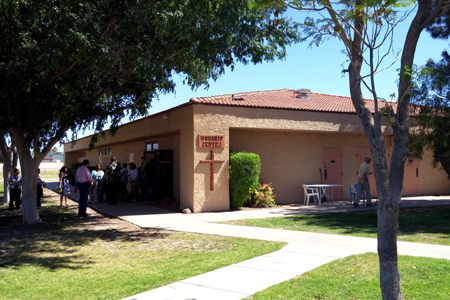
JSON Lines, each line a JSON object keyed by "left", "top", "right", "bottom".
{"left": 419, "top": 150, "right": 450, "bottom": 195}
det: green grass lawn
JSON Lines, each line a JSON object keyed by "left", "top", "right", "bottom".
{"left": 0, "top": 191, "right": 285, "bottom": 300}
{"left": 223, "top": 205, "right": 450, "bottom": 246}
{"left": 39, "top": 169, "right": 60, "bottom": 180}
{"left": 247, "top": 253, "right": 450, "bottom": 299}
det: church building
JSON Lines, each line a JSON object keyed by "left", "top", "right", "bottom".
{"left": 64, "top": 89, "right": 450, "bottom": 212}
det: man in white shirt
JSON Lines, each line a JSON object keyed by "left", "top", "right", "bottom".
{"left": 8, "top": 168, "right": 22, "bottom": 210}
{"left": 353, "top": 155, "right": 373, "bottom": 208}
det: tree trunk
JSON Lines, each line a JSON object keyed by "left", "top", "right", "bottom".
{"left": 0, "top": 133, "right": 17, "bottom": 206}
{"left": 9, "top": 128, "right": 43, "bottom": 225}
{"left": 439, "top": 156, "right": 450, "bottom": 181}
{"left": 346, "top": 4, "right": 403, "bottom": 297}
{"left": 348, "top": 68, "right": 403, "bottom": 299}
{"left": 378, "top": 196, "right": 402, "bottom": 299}
{"left": 2, "top": 157, "right": 11, "bottom": 206}
{"left": 2, "top": 155, "right": 12, "bottom": 206}
{"left": 19, "top": 155, "right": 41, "bottom": 225}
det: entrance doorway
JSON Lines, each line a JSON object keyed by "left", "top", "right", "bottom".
{"left": 323, "top": 147, "right": 343, "bottom": 200}
{"left": 143, "top": 150, "right": 174, "bottom": 199}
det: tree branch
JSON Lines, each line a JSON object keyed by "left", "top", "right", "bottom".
{"left": 421, "top": 0, "right": 450, "bottom": 31}
{"left": 44, "top": 61, "right": 77, "bottom": 85}
{"left": 281, "top": 1, "right": 326, "bottom": 12}
{"left": 41, "top": 126, "right": 71, "bottom": 157}
{"left": 99, "top": 18, "right": 117, "bottom": 40}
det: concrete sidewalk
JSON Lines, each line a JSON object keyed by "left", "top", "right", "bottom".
{"left": 45, "top": 182, "right": 450, "bottom": 300}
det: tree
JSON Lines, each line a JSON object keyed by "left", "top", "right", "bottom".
{"left": 409, "top": 15, "right": 450, "bottom": 180}
{"left": 50, "top": 147, "right": 59, "bottom": 154}
{"left": 0, "top": 0, "right": 299, "bottom": 225}
{"left": 0, "top": 131, "right": 18, "bottom": 206}
{"left": 270, "top": 1, "right": 450, "bottom": 299}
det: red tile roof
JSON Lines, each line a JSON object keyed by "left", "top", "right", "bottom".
{"left": 190, "top": 89, "right": 398, "bottom": 114}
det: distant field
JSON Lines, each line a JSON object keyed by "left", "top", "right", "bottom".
{"left": 0, "top": 169, "right": 59, "bottom": 178}
{"left": 39, "top": 170, "right": 60, "bottom": 179}
{"left": 0, "top": 170, "right": 60, "bottom": 190}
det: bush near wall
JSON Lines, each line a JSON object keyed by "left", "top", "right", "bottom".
{"left": 229, "top": 151, "right": 261, "bottom": 208}
{"left": 245, "top": 183, "right": 277, "bottom": 207}
{"left": 70, "top": 163, "right": 82, "bottom": 176}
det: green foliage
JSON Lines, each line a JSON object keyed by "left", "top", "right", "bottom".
{"left": 410, "top": 53, "right": 450, "bottom": 180}
{"left": 426, "top": 7, "right": 450, "bottom": 39}
{"left": 0, "top": 0, "right": 300, "bottom": 151}
{"left": 245, "top": 182, "right": 277, "bottom": 207}
{"left": 229, "top": 151, "right": 261, "bottom": 208}
{"left": 0, "top": 0, "right": 300, "bottom": 224}
{"left": 282, "top": 0, "right": 413, "bottom": 48}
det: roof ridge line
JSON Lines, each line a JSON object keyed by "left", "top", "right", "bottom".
{"left": 190, "top": 88, "right": 292, "bottom": 102}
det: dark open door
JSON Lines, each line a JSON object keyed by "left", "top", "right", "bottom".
{"left": 143, "top": 150, "right": 173, "bottom": 199}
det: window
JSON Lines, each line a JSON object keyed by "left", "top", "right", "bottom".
{"left": 146, "top": 140, "right": 159, "bottom": 151}
{"left": 99, "top": 148, "right": 112, "bottom": 156}
{"left": 78, "top": 152, "right": 86, "bottom": 158}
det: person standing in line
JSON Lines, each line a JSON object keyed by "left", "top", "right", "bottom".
{"left": 144, "top": 158, "right": 157, "bottom": 201}
{"left": 67, "top": 168, "right": 76, "bottom": 186}
{"left": 353, "top": 155, "right": 374, "bottom": 208}
{"left": 8, "top": 168, "right": 22, "bottom": 210}
{"left": 139, "top": 156, "right": 148, "bottom": 202}
{"left": 58, "top": 166, "right": 70, "bottom": 207}
{"left": 75, "top": 160, "right": 95, "bottom": 217}
{"left": 127, "top": 162, "right": 139, "bottom": 202}
{"left": 119, "top": 163, "right": 129, "bottom": 200}
{"left": 90, "top": 164, "right": 104, "bottom": 204}
{"left": 36, "top": 168, "right": 46, "bottom": 207}
{"left": 104, "top": 157, "right": 120, "bottom": 205}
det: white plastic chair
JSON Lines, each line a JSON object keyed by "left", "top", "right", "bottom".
{"left": 302, "top": 184, "right": 320, "bottom": 206}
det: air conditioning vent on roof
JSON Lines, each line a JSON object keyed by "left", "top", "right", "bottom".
{"left": 232, "top": 94, "right": 244, "bottom": 101}
{"left": 293, "top": 88, "right": 311, "bottom": 99}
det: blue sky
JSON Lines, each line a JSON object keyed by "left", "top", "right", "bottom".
{"left": 60, "top": 6, "right": 449, "bottom": 150}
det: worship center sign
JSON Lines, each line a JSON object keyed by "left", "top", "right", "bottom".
{"left": 198, "top": 134, "right": 225, "bottom": 148}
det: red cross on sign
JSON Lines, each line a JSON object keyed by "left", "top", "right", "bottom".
{"left": 199, "top": 149, "right": 225, "bottom": 191}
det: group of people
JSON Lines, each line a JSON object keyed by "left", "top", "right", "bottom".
{"left": 69, "top": 156, "right": 157, "bottom": 217}
{"left": 7, "top": 154, "right": 373, "bottom": 216}
{"left": 8, "top": 168, "right": 46, "bottom": 211}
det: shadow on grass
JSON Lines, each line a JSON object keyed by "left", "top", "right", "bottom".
{"left": 285, "top": 210, "right": 378, "bottom": 235}
{"left": 0, "top": 197, "right": 170, "bottom": 271}
{"left": 283, "top": 205, "right": 450, "bottom": 237}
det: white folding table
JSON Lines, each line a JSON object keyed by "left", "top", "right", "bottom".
{"left": 305, "top": 184, "right": 343, "bottom": 205}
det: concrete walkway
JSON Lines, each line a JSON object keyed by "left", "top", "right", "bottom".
{"left": 45, "top": 182, "right": 450, "bottom": 300}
